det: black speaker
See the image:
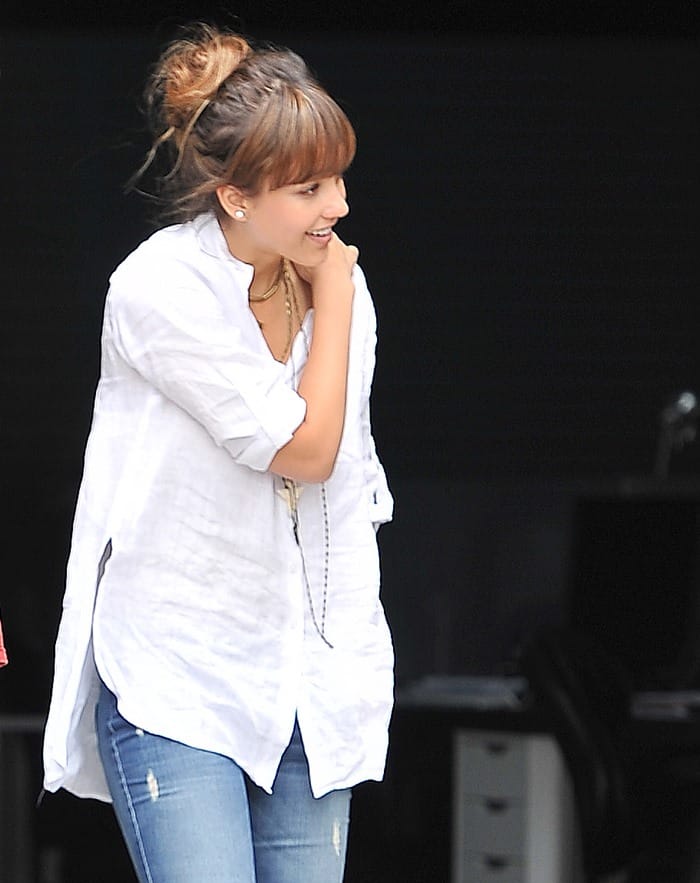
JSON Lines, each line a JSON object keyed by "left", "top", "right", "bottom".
{"left": 568, "top": 493, "right": 700, "bottom": 690}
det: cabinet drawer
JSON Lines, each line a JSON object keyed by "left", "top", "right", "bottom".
{"left": 459, "top": 851, "right": 523, "bottom": 883}
{"left": 460, "top": 796, "right": 524, "bottom": 854}
{"left": 454, "top": 731, "right": 526, "bottom": 796}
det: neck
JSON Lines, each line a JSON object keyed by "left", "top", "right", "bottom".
{"left": 218, "top": 217, "right": 284, "bottom": 301}
{"left": 248, "top": 258, "right": 284, "bottom": 303}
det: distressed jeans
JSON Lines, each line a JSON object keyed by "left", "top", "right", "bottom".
{"left": 95, "top": 681, "right": 351, "bottom": 883}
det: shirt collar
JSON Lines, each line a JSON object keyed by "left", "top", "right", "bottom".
{"left": 194, "top": 212, "right": 253, "bottom": 281}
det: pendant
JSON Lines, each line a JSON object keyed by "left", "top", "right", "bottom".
{"left": 277, "top": 478, "right": 304, "bottom": 514}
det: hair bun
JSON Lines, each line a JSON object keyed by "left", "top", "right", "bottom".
{"left": 158, "top": 24, "right": 251, "bottom": 130}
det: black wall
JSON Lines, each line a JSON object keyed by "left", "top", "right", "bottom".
{"left": 2, "top": 21, "right": 699, "bottom": 705}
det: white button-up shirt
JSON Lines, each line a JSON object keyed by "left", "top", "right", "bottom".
{"left": 42, "top": 212, "right": 394, "bottom": 800}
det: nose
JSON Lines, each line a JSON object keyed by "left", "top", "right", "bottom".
{"left": 323, "top": 179, "right": 349, "bottom": 219}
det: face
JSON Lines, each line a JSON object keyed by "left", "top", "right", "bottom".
{"left": 221, "top": 175, "right": 350, "bottom": 268}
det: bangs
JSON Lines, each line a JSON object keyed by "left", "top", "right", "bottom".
{"left": 233, "top": 84, "right": 356, "bottom": 192}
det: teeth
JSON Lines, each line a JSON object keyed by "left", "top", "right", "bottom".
{"left": 309, "top": 228, "right": 331, "bottom": 236}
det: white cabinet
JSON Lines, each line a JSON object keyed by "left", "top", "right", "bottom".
{"left": 452, "top": 729, "right": 583, "bottom": 883}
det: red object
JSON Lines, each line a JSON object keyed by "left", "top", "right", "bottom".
{"left": 0, "top": 618, "right": 7, "bottom": 667}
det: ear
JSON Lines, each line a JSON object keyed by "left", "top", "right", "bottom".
{"left": 216, "top": 184, "right": 248, "bottom": 220}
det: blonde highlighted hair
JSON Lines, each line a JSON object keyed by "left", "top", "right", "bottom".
{"left": 133, "top": 23, "right": 356, "bottom": 221}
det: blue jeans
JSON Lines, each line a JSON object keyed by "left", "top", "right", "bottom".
{"left": 95, "top": 682, "right": 351, "bottom": 883}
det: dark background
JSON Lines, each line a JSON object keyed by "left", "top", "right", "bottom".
{"left": 2, "top": 2, "right": 700, "bottom": 880}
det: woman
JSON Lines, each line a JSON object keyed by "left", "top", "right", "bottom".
{"left": 42, "top": 23, "right": 394, "bottom": 883}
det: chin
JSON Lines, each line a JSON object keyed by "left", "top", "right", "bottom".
{"left": 308, "top": 247, "right": 331, "bottom": 264}
{"left": 294, "top": 252, "right": 327, "bottom": 269}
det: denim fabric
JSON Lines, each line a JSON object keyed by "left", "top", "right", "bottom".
{"left": 96, "top": 682, "right": 351, "bottom": 883}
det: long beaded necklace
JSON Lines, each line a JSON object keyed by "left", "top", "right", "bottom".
{"left": 278, "top": 278, "right": 333, "bottom": 648}
{"left": 280, "top": 476, "right": 333, "bottom": 648}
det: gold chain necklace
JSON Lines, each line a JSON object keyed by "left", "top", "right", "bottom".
{"left": 279, "top": 258, "right": 299, "bottom": 363}
{"left": 248, "top": 259, "right": 284, "bottom": 302}
{"left": 249, "top": 258, "right": 299, "bottom": 363}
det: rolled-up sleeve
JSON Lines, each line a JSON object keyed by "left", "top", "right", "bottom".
{"left": 107, "top": 278, "right": 306, "bottom": 472}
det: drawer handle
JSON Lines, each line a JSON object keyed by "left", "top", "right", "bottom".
{"left": 483, "top": 855, "right": 512, "bottom": 871}
{"left": 484, "top": 797, "right": 510, "bottom": 813}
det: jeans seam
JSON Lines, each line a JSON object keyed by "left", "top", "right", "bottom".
{"left": 107, "top": 714, "right": 156, "bottom": 883}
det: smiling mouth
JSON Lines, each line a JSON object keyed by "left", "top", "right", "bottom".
{"left": 307, "top": 227, "right": 332, "bottom": 237}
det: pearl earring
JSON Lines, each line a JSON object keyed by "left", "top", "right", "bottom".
{"left": 234, "top": 209, "right": 246, "bottom": 219}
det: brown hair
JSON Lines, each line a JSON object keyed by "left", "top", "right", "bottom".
{"left": 133, "top": 23, "right": 357, "bottom": 222}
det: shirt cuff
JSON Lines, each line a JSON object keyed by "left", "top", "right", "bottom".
{"left": 223, "top": 383, "right": 307, "bottom": 472}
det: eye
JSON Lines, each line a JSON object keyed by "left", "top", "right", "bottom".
{"left": 297, "top": 182, "right": 319, "bottom": 196}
